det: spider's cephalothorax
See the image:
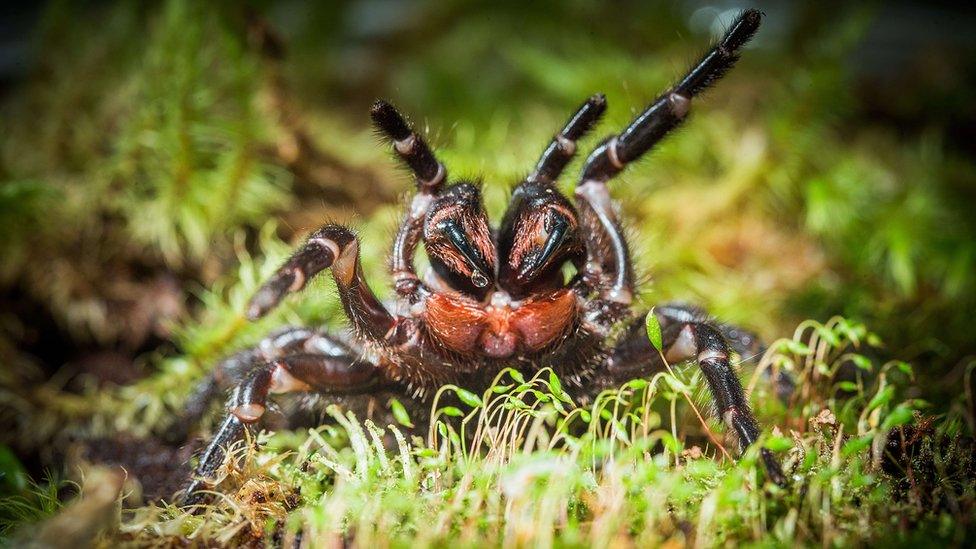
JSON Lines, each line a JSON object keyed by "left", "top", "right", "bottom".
{"left": 181, "top": 10, "right": 785, "bottom": 504}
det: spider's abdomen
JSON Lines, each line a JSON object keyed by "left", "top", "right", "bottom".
{"left": 423, "top": 289, "right": 577, "bottom": 359}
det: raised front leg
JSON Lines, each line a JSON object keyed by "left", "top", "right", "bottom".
{"left": 247, "top": 224, "right": 396, "bottom": 341}
{"left": 575, "top": 10, "right": 763, "bottom": 305}
{"left": 528, "top": 94, "right": 607, "bottom": 185}
{"left": 370, "top": 100, "right": 446, "bottom": 301}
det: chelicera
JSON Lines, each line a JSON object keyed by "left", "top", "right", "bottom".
{"left": 181, "top": 9, "right": 784, "bottom": 504}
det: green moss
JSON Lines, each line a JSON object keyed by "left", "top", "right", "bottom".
{"left": 80, "top": 319, "right": 971, "bottom": 546}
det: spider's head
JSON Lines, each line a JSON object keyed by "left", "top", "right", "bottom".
{"left": 423, "top": 182, "right": 497, "bottom": 298}
{"left": 497, "top": 181, "right": 583, "bottom": 298}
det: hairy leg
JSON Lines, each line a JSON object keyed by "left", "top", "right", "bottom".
{"left": 528, "top": 94, "right": 607, "bottom": 185}
{"left": 607, "top": 310, "right": 786, "bottom": 485}
{"left": 574, "top": 10, "right": 763, "bottom": 304}
{"left": 370, "top": 100, "right": 446, "bottom": 301}
{"left": 248, "top": 224, "right": 397, "bottom": 342}
{"left": 655, "top": 303, "right": 795, "bottom": 401}
{"left": 164, "top": 327, "right": 338, "bottom": 444}
{"left": 180, "top": 351, "right": 380, "bottom": 507}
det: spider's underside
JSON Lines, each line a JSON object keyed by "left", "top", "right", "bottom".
{"left": 179, "top": 9, "right": 786, "bottom": 505}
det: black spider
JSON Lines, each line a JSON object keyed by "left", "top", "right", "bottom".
{"left": 179, "top": 9, "right": 785, "bottom": 505}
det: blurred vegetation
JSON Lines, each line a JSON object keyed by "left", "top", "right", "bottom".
{"left": 0, "top": 0, "right": 974, "bottom": 545}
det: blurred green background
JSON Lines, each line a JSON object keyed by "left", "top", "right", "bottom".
{"left": 0, "top": 0, "right": 974, "bottom": 486}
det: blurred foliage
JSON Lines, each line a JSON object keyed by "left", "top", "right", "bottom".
{"left": 1, "top": 0, "right": 975, "bottom": 545}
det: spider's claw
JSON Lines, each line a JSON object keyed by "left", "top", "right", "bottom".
{"left": 516, "top": 212, "right": 570, "bottom": 283}
{"left": 440, "top": 218, "right": 495, "bottom": 287}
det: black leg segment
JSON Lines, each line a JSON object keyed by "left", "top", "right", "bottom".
{"left": 573, "top": 9, "right": 763, "bottom": 306}
{"left": 608, "top": 310, "right": 785, "bottom": 486}
{"left": 665, "top": 321, "right": 785, "bottom": 485}
{"left": 529, "top": 94, "right": 607, "bottom": 185}
{"left": 370, "top": 100, "right": 446, "bottom": 192}
{"left": 248, "top": 225, "right": 396, "bottom": 342}
{"left": 579, "top": 9, "right": 762, "bottom": 183}
{"left": 179, "top": 351, "right": 380, "bottom": 507}
{"left": 371, "top": 100, "right": 448, "bottom": 300}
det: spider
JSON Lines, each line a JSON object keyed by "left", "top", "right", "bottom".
{"left": 180, "top": 9, "right": 785, "bottom": 504}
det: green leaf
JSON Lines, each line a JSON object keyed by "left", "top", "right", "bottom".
{"left": 815, "top": 325, "right": 841, "bottom": 347}
{"left": 388, "top": 398, "right": 413, "bottom": 428}
{"left": 645, "top": 310, "right": 663, "bottom": 351}
{"left": 850, "top": 354, "right": 873, "bottom": 371}
{"left": 550, "top": 398, "right": 566, "bottom": 414}
{"left": 440, "top": 406, "right": 464, "bottom": 417}
{"left": 882, "top": 406, "right": 915, "bottom": 430}
{"left": 0, "top": 444, "right": 29, "bottom": 492}
{"left": 765, "top": 436, "right": 794, "bottom": 452}
{"left": 548, "top": 371, "right": 573, "bottom": 403}
{"left": 548, "top": 370, "right": 563, "bottom": 394}
{"left": 627, "top": 378, "right": 649, "bottom": 390}
{"left": 867, "top": 386, "right": 895, "bottom": 412}
{"left": 455, "top": 388, "right": 483, "bottom": 408}
{"left": 842, "top": 434, "right": 875, "bottom": 457}
{"left": 784, "top": 340, "right": 813, "bottom": 356}
{"left": 837, "top": 381, "right": 859, "bottom": 393}
{"left": 660, "top": 432, "right": 683, "bottom": 454}
{"left": 506, "top": 397, "right": 527, "bottom": 409}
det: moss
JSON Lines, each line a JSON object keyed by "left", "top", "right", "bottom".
{"left": 12, "top": 318, "right": 965, "bottom": 546}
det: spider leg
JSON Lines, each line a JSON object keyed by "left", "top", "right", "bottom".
{"left": 370, "top": 100, "right": 446, "bottom": 193}
{"left": 528, "top": 94, "right": 607, "bottom": 185}
{"left": 655, "top": 303, "right": 795, "bottom": 401}
{"left": 165, "top": 327, "right": 355, "bottom": 443}
{"left": 371, "top": 100, "right": 446, "bottom": 300}
{"left": 575, "top": 9, "right": 762, "bottom": 304}
{"left": 492, "top": 97, "right": 605, "bottom": 297}
{"left": 179, "top": 352, "right": 380, "bottom": 507}
{"left": 248, "top": 225, "right": 396, "bottom": 341}
{"left": 606, "top": 311, "right": 786, "bottom": 486}
{"left": 580, "top": 9, "right": 761, "bottom": 183}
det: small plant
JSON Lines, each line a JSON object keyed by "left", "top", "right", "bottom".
{"left": 38, "top": 316, "right": 963, "bottom": 547}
